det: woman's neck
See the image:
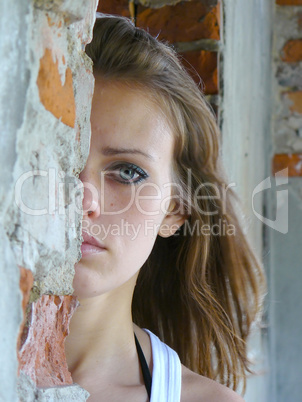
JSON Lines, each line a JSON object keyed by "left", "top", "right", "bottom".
{"left": 65, "top": 275, "right": 137, "bottom": 383}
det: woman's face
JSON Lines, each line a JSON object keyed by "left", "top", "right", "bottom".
{"left": 73, "top": 79, "right": 184, "bottom": 299}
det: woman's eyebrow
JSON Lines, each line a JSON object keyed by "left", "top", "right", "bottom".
{"left": 101, "top": 146, "right": 155, "bottom": 161}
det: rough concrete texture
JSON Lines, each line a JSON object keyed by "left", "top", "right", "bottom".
{"left": 277, "top": 63, "right": 302, "bottom": 88}
{"left": 0, "top": 0, "right": 98, "bottom": 399}
{"left": 273, "top": 5, "right": 302, "bottom": 153}
{"left": 19, "top": 295, "right": 79, "bottom": 387}
{"left": 18, "top": 371, "right": 90, "bottom": 402}
{"left": 0, "top": 2, "right": 31, "bottom": 401}
{"left": 34, "top": 0, "right": 94, "bottom": 23}
{"left": 2, "top": 1, "right": 97, "bottom": 297}
{"left": 0, "top": 225, "right": 23, "bottom": 402}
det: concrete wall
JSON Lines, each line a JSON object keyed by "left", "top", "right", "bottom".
{"left": 222, "top": 0, "right": 272, "bottom": 400}
{"left": 0, "top": 0, "right": 97, "bottom": 400}
{"left": 269, "top": 1, "right": 302, "bottom": 401}
{"left": 223, "top": 0, "right": 302, "bottom": 401}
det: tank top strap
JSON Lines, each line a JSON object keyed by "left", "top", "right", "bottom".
{"left": 134, "top": 333, "right": 152, "bottom": 398}
{"left": 143, "top": 329, "right": 182, "bottom": 402}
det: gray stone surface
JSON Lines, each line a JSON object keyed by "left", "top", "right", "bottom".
{"left": 0, "top": 1, "right": 30, "bottom": 401}
{"left": 0, "top": 0, "right": 97, "bottom": 399}
{"left": 0, "top": 225, "right": 22, "bottom": 402}
{"left": 37, "top": 384, "right": 90, "bottom": 401}
{"left": 222, "top": 0, "right": 272, "bottom": 400}
{"left": 33, "top": 0, "right": 93, "bottom": 23}
{"left": 18, "top": 372, "right": 90, "bottom": 402}
{"left": 277, "top": 63, "right": 302, "bottom": 89}
{"left": 0, "top": 1, "right": 30, "bottom": 219}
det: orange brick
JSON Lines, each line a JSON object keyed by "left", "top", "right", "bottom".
{"left": 137, "top": 1, "right": 220, "bottom": 43}
{"left": 37, "top": 48, "right": 76, "bottom": 128}
{"left": 181, "top": 50, "right": 218, "bottom": 95}
{"left": 276, "top": 0, "right": 302, "bottom": 4}
{"left": 19, "top": 295, "right": 79, "bottom": 387}
{"left": 282, "top": 40, "right": 302, "bottom": 63}
{"left": 286, "top": 91, "right": 302, "bottom": 114}
{"left": 272, "top": 154, "right": 302, "bottom": 176}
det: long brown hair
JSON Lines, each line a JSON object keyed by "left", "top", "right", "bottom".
{"left": 85, "top": 15, "right": 266, "bottom": 391}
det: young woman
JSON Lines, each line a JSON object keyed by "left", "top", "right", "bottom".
{"left": 65, "top": 15, "right": 265, "bottom": 402}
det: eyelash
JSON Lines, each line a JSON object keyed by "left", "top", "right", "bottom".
{"left": 105, "top": 162, "right": 149, "bottom": 185}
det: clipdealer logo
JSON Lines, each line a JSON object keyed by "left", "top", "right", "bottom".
{"left": 14, "top": 167, "right": 289, "bottom": 234}
{"left": 252, "top": 168, "right": 288, "bottom": 234}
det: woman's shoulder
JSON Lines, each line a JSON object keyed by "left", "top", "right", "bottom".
{"left": 135, "top": 326, "right": 244, "bottom": 401}
{"left": 181, "top": 364, "right": 245, "bottom": 402}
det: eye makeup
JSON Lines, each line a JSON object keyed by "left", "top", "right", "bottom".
{"left": 104, "top": 161, "right": 149, "bottom": 185}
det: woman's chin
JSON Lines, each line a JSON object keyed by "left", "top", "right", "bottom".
{"left": 72, "top": 263, "right": 101, "bottom": 299}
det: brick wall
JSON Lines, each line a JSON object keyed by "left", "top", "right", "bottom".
{"left": 0, "top": 1, "right": 98, "bottom": 400}
{"left": 272, "top": 0, "right": 302, "bottom": 176}
{"left": 97, "top": 0, "right": 221, "bottom": 114}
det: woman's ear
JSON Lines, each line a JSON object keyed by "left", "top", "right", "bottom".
{"left": 158, "top": 201, "right": 187, "bottom": 238}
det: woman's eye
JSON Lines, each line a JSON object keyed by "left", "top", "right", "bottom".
{"left": 106, "top": 163, "right": 149, "bottom": 185}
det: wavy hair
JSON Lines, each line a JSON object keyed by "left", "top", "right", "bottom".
{"left": 85, "top": 15, "right": 266, "bottom": 391}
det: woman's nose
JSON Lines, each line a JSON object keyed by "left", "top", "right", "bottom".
{"left": 79, "top": 170, "right": 101, "bottom": 218}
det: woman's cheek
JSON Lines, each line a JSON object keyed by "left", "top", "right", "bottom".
{"left": 133, "top": 181, "right": 171, "bottom": 217}
{"left": 102, "top": 180, "right": 136, "bottom": 215}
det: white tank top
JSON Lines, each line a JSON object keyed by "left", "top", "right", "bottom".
{"left": 144, "top": 329, "right": 182, "bottom": 402}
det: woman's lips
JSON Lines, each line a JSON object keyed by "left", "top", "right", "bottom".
{"left": 80, "top": 231, "right": 106, "bottom": 257}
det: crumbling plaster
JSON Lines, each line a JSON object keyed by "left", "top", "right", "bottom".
{"left": 3, "top": 3, "right": 96, "bottom": 296}
{"left": 0, "top": 0, "right": 98, "bottom": 400}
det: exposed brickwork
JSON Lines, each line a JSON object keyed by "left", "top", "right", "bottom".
{"left": 37, "top": 48, "right": 76, "bottom": 128}
{"left": 180, "top": 50, "right": 218, "bottom": 94}
{"left": 19, "top": 295, "right": 79, "bottom": 387}
{"left": 282, "top": 39, "right": 302, "bottom": 63}
{"left": 286, "top": 91, "right": 302, "bottom": 114}
{"left": 276, "top": 0, "right": 302, "bottom": 5}
{"left": 97, "top": 0, "right": 130, "bottom": 17}
{"left": 273, "top": 2, "right": 302, "bottom": 153}
{"left": 136, "top": 1, "right": 220, "bottom": 43}
{"left": 17, "top": 267, "right": 34, "bottom": 375}
{"left": 97, "top": 1, "right": 221, "bottom": 99}
{"left": 272, "top": 154, "right": 302, "bottom": 176}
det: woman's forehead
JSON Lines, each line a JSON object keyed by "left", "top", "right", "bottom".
{"left": 90, "top": 80, "right": 174, "bottom": 160}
